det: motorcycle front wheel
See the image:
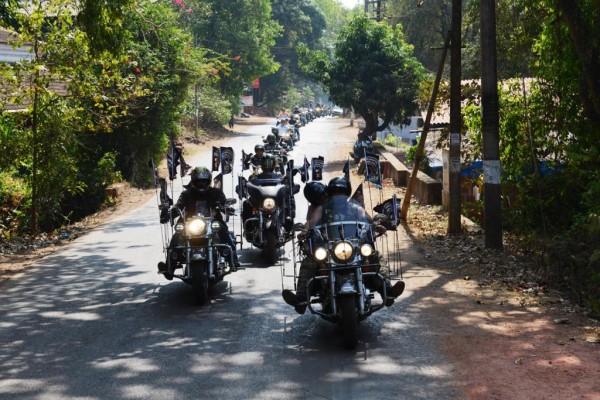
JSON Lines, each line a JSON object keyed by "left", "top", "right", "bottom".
{"left": 340, "top": 295, "right": 359, "bottom": 349}
{"left": 264, "top": 231, "right": 278, "bottom": 264}
{"left": 190, "top": 261, "right": 209, "bottom": 305}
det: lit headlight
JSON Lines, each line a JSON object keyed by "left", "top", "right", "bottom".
{"left": 262, "top": 197, "right": 276, "bottom": 210}
{"left": 360, "top": 244, "right": 374, "bottom": 257}
{"left": 210, "top": 221, "right": 221, "bottom": 231}
{"left": 333, "top": 241, "right": 354, "bottom": 262}
{"left": 187, "top": 218, "right": 207, "bottom": 236}
{"left": 314, "top": 247, "right": 328, "bottom": 261}
{"left": 175, "top": 223, "right": 185, "bottom": 232}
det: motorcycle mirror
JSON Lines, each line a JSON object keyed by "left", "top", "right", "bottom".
{"left": 226, "top": 198, "right": 237, "bottom": 206}
{"left": 292, "top": 168, "right": 299, "bottom": 176}
{"left": 271, "top": 127, "right": 278, "bottom": 134}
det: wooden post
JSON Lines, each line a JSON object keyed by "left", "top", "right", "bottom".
{"left": 401, "top": 31, "right": 451, "bottom": 220}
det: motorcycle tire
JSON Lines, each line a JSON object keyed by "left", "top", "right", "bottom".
{"left": 190, "top": 261, "right": 209, "bottom": 306}
{"left": 340, "top": 295, "right": 359, "bottom": 349}
{"left": 265, "top": 231, "right": 278, "bottom": 264}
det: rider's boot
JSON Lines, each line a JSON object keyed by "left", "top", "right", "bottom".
{"left": 381, "top": 280, "right": 405, "bottom": 307}
{"left": 282, "top": 289, "right": 307, "bottom": 315}
{"left": 157, "top": 261, "right": 174, "bottom": 281}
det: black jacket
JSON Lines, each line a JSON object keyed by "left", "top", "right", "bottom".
{"left": 174, "top": 186, "right": 226, "bottom": 221}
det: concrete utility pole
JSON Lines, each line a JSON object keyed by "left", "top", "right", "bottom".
{"left": 448, "top": 0, "right": 462, "bottom": 235}
{"left": 480, "top": 0, "right": 503, "bottom": 249}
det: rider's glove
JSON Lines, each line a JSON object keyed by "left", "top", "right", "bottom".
{"left": 375, "top": 224, "right": 387, "bottom": 236}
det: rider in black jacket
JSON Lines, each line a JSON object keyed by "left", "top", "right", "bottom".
{"left": 158, "top": 167, "right": 240, "bottom": 278}
{"left": 282, "top": 177, "right": 405, "bottom": 314}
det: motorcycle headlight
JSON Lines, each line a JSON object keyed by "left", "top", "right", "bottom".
{"left": 360, "top": 244, "right": 374, "bottom": 257}
{"left": 210, "top": 221, "right": 221, "bottom": 231}
{"left": 175, "top": 222, "right": 185, "bottom": 232}
{"left": 187, "top": 218, "right": 207, "bottom": 236}
{"left": 262, "top": 197, "right": 276, "bottom": 210}
{"left": 333, "top": 241, "right": 354, "bottom": 262}
{"left": 314, "top": 247, "right": 328, "bottom": 261}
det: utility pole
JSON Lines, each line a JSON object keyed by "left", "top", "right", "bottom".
{"left": 448, "top": 0, "right": 462, "bottom": 235}
{"left": 480, "top": 0, "right": 503, "bottom": 249}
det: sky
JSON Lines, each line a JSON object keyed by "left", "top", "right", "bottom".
{"left": 337, "top": 0, "right": 362, "bottom": 9}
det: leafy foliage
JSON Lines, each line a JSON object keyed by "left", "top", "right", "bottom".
{"left": 299, "top": 14, "right": 425, "bottom": 139}
{"left": 259, "top": 0, "right": 328, "bottom": 110}
{"left": 186, "top": 0, "right": 281, "bottom": 101}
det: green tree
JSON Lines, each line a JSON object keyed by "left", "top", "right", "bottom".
{"left": 299, "top": 14, "right": 425, "bottom": 140}
{"left": 0, "top": 0, "right": 206, "bottom": 232}
{"left": 259, "top": 0, "right": 327, "bottom": 109}
{"left": 186, "top": 0, "right": 281, "bottom": 101}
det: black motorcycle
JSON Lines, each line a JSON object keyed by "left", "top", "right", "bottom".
{"left": 295, "top": 196, "right": 390, "bottom": 348}
{"left": 243, "top": 173, "right": 298, "bottom": 264}
{"left": 165, "top": 199, "right": 237, "bottom": 305}
{"left": 349, "top": 136, "right": 373, "bottom": 164}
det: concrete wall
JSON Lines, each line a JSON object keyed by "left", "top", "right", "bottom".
{"left": 373, "top": 143, "right": 442, "bottom": 205}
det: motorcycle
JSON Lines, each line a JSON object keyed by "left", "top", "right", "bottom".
{"left": 294, "top": 195, "right": 390, "bottom": 348}
{"left": 349, "top": 136, "right": 373, "bottom": 164}
{"left": 165, "top": 199, "right": 237, "bottom": 305}
{"left": 272, "top": 126, "right": 294, "bottom": 150}
{"left": 243, "top": 172, "right": 299, "bottom": 264}
{"left": 289, "top": 115, "right": 302, "bottom": 141}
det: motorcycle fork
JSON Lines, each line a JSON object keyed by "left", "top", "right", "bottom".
{"left": 259, "top": 209, "right": 280, "bottom": 243}
{"left": 329, "top": 270, "right": 337, "bottom": 315}
{"left": 332, "top": 268, "right": 366, "bottom": 316}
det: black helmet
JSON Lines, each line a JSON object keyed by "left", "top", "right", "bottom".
{"left": 190, "top": 166, "right": 212, "bottom": 192}
{"left": 304, "top": 181, "right": 328, "bottom": 205}
{"left": 266, "top": 133, "right": 276, "bottom": 144}
{"left": 327, "top": 176, "right": 352, "bottom": 197}
{"left": 254, "top": 144, "right": 264, "bottom": 153}
{"left": 261, "top": 155, "right": 276, "bottom": 172}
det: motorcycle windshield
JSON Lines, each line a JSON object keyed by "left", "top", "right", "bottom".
{"left": 194, "top": 200, "right": 210, "bottom": 217}
{"left": 313, "top": 196, "right": 371, "bottom": 241}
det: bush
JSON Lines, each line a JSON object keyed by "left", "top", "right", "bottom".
{"left": 405, "top": 138, "right": 432, "bottom": 175}
{"left": 0, "top": 171, "right": 31, "bottom": 238}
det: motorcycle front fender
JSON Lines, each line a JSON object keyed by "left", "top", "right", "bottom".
{"left": 337, "top": 275, "right": 358, "bottom": 294}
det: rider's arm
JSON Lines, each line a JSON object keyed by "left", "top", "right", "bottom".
{"left": 305, "top": 205, "right": 323, "bottom": 229}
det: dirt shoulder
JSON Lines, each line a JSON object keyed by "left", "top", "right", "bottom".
{"left": 1, "top": 116, "right": 599, "bottom": 399}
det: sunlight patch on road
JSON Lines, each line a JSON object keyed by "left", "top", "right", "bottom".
{"left": 39, "top": 310, "right": 101, "bottom": 321}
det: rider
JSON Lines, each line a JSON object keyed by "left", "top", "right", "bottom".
{"left": 249, "top": 144, "right": 265, "bottom": 167}
{"left": 158, "top": 167, "right": 241, "bottom": 278}
{"left": 242, "top": 155, "right": 295, "bottom": 234}
{"left": 276, "top": 108, "right": 289, "bottom": 122}
{"left": 264, "top": 133, "right": 281, "bottom": 152}
{"left": 277, "top": 117, "right": 290, "bottom": 139}
{"left": 282, "top": 176, "right": 405, "bottom": 314}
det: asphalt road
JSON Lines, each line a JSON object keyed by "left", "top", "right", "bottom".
{"left": 0, "top": 117, "right": 462, "bottom": 399}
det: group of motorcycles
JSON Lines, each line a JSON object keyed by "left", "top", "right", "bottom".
{"left": 157, "top": 109, "right": 399, "bottom": 348}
